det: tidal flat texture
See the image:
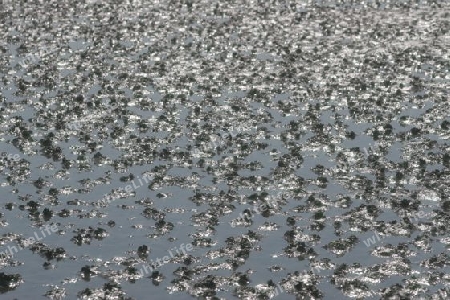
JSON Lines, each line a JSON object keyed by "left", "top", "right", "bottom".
{"left": 0, "top": 0, "right": 450, "bottom": 299}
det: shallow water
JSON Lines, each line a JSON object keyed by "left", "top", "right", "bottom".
{"left": 1, "top": 0, "right": 450, "bottom": 299}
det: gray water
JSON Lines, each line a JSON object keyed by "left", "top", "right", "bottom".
{"left": 1, "top": 0, "right": 450, "bottom": 299}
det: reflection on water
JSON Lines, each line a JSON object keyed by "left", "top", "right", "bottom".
{"left": 1, "top": 0, "right": 450, "bottom": 299}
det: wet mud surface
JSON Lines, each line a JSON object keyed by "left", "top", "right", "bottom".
{"left": 0, "top": 0, "right": 450, "bottom": 299}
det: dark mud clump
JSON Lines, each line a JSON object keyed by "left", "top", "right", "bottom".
{"left": 0, "top": 273, "right": 22, "bottom": 294}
